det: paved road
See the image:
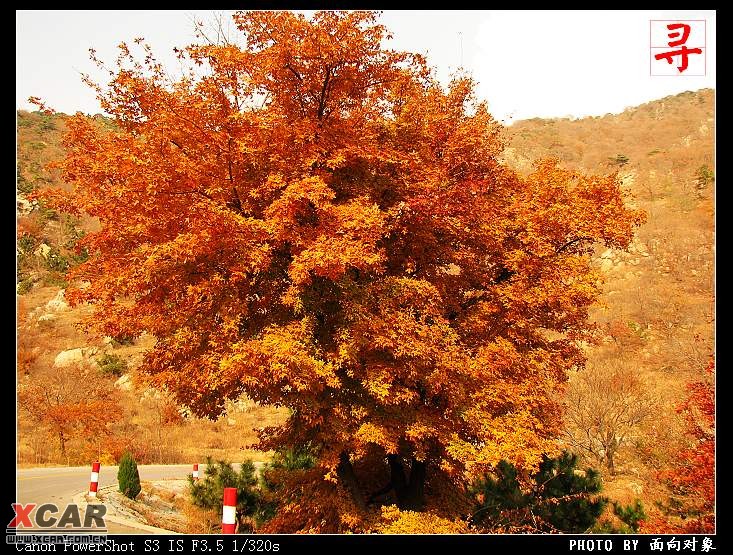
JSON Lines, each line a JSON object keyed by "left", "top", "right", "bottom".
{"left": 17, "top": 465, "right": 201, "bottom": 534}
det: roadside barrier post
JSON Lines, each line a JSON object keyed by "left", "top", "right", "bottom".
{"left": 222, "top": 487, "right": 237, "bottom": 533}
{"left": 88, "top": 461, "right": 100, "bottom": 498}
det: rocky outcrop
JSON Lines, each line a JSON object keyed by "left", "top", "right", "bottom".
{"left": 33, "top": 243, "right": 51, "bottom": 259}
{"left": 44, "top": 289, "right": 69, "bottom": 313}
{"left": 53, "top": 346, "right": 99, "bottom": 368}
{"left": 53, "top": 348, "right": 86, "bottom": 368}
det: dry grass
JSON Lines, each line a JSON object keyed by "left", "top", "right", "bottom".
{"left": 182, "top": 504, "right": 220, "bottom": 534}
{"left": 17, "top": 281, "right": 288, "bottom": 465}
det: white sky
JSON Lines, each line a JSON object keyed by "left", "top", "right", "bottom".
{"left": 16, "top": 10, "right": 715, "bottom": 124}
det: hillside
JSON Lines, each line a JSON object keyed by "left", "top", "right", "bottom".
{"left": 17, "top": 110, "right": 288, "bottom": 465}
{"left": 16, "top": 88, "right": 715, "bottom": 530}
{"left": 505, "top": 89, "right": 715, "bottom": 525}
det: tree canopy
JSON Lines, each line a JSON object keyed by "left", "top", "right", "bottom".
{"left": 36, "top": 11, "right": 644, "bottom": 531}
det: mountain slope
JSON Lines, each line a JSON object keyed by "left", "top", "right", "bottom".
{"left": 16, "top": 88, "right": 715, "bottom": 528}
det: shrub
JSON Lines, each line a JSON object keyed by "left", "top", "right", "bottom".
{"left": 70, "top": 247, "right": 90, "bottom": 266}
{"left": 608, "top": 153, "right": 629, "bottom": 167}
{"left": 97, "top": 354, "right": 127, "bottom": 377}
{"left": 42, "top": 272, "right": 68, "bottom": 288}
{"left": 110, "top": 335, "right": 136, "bottom": 346}
{"left": 269, "top": 445, "right": 316, "bottom": 472}
{"left": 17, "top": 277, "right": 36, "bottom": 295}
{"left": 17, "top": 169, "right": 35, "bottom": 195}
{"left": 592, "top": 500, "right": 647, "bottom": 533}
{"left": 17, "top": 234, "right": 38, "bottom": 254}
{"left": 37, "top": 200, "right": 59, "bottom": 223}
{"left": 118, "top": 451, "right": 142, "bottom": 499}
{"left": 695, "top": 164, "right": 714, "bottom": 191}
{"left": 17, "top": 112, "right": 33, "bottom": 128}
{"left": 471, "top": 452, "right": 607, "bottom": 533}
{"left": 39, "top": 116, "right": 56, "bottom": 132}
{"left": 43, "top": 247, "right": 69, "bottom": 273}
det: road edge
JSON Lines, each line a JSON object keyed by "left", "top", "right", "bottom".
{"left": 72, "top": 488, "right": 179, "bottom": 534}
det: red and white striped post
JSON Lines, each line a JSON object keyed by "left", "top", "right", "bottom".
{"left": 192, "top": 464, "right": 199, "bottom": 481}
{"left": 222, "top": 487, "right": 237, "bottom": 534}
{"left": 88, "top": 462, "right": 101, "bottom": 498}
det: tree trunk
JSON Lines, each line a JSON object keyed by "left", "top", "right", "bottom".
{"left": 378, "top": 455, "right": 427, "bottom": 511}
{"left": 388, "top": 454, "right": 407, "bottom": 495}
{"left": 401, "top": 459, "right": 426, "bottom": 511}
{"left": 606, "top": 451, "right": 615, "bottom": 476}
{"left": 337, "top": 451, "right": 366, "bottom": 511}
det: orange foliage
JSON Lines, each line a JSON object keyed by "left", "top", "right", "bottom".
{"left": 34, "top": 11, "right": 643, "bottom": 530}
{"left": 377, "top": 505, "right": 469, "bottom": 534}
{"left": 18, "top": 365, "right": 123, "bottom": 462}
{"left": 16, "top": 299, "right": 38, "bottom": 375}
{"left": 642, "top": 360, "right": 714, "bottom": 533}
{"left": 17, "top": 215, "right": 45, "bottom": 238}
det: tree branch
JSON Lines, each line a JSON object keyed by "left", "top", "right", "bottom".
{"left": 284, "top": 63, "right": 303, "bottom": 83}
{"left": 555, "top": 236, "right": 594, "bottom": 254}
{"left": 317, "top": 66, "right": 333, "bottom": 121}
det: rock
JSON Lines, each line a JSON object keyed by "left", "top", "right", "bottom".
{"left": 227, "top": 418, "right": 237, "bottom": 426}
{"left": 634, "top": 241, "right": 649, "bottom": 255}
{"left": 115, "top": 374, "right": 132, "bottom": 391}
{"left": 38, "top": 314, "right": 56, "bottom": 323}
{"left": 34, "top": 243, "right": 52, "bottom": 259}
{"left": 103, "top": 336, "right": 115, "bottom": 346}
{"left": 618, "top": 170, "right": 636, "bottom": 187}
{"left": 600, "top": 259, "right": 614, "bottom": 272}
{"left": 54, "top": 348, "right": 85, "bottom": 368}
{"left": 17, "top": 196, "right": 35, "bottom": 215}
{"left": 628, "top": 481, "right": 644, "bottom": 495}
{"left": 45, "top": 290, "right": 69, "bottom": 313}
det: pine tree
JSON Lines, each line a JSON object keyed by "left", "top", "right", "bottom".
{"left": 188, "top": 458, "right": 260, "bottom": 532}
{"left": 613, "top": 500, "right": 646, "bottom": 532}
{"left": 471, "top": 452, "right": 607, "bottom": 533}
{"left": 117, "top": 451, "right": 141, "bottom": 499}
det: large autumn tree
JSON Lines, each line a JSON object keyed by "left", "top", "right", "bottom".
{"left": 36, "top": 11, "right": 644, "bottom": 531}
